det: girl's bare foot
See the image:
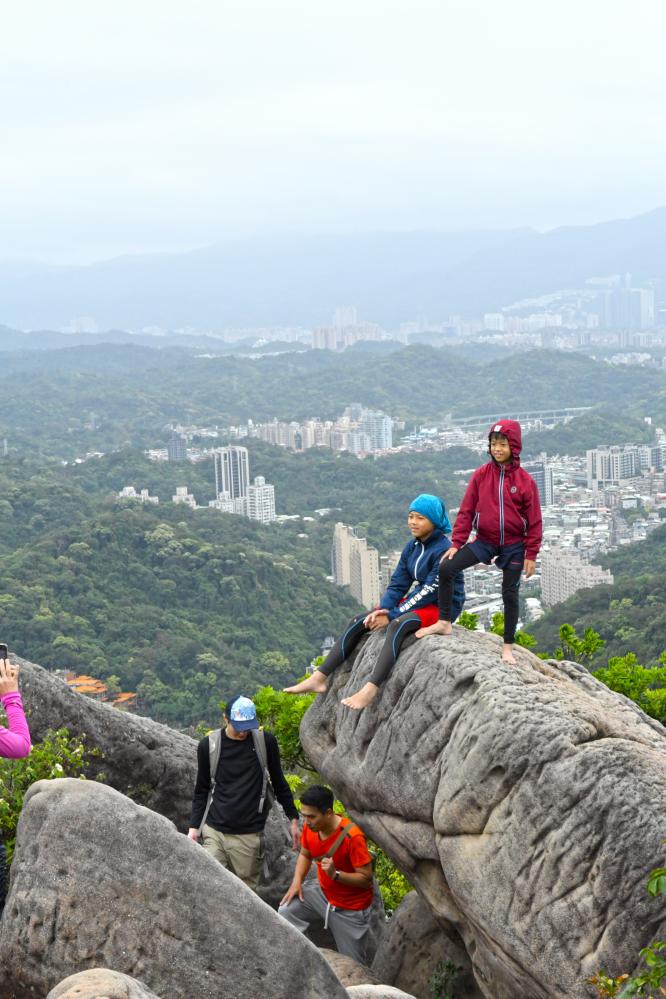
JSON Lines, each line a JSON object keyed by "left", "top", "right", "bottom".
{"left": 341, "top": 682, "right": 379, "bottom": 710}
{"left": 501, "top": 644, "right": 516, "bottom": 665}
{"left": 283, "top": 670, "right": 328, "bottom": 694}
{"left": 415, "top": 620, "right": 452, "bottom": 639}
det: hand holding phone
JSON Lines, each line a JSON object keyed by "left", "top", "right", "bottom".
{"left": 0, "top": 656, "right": 19, "bottom": 696}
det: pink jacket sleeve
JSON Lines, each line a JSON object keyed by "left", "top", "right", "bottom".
{"left": 524, "top": 478, "right": 543, "bottom": 561}
{"left": 0, "top": 691, "right": 32, "bottom": 759}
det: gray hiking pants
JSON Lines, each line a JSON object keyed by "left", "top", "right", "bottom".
{"left": 278, "top": 880, "right": 371, "bottom": 964}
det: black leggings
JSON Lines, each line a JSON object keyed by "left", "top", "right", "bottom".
{"left": 318, "top": 611, "right": 423, "bottom": 687}
{"left": 438, "top": 546, "right": 522, "bottom": 644}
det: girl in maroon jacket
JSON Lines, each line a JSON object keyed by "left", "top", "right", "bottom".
{"left": 416, "top": 419, "right": 542, "bottom": 664}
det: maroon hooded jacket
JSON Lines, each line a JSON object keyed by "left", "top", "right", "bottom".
{"left": 451, "top": 419, "right": 543, "bottom": 560}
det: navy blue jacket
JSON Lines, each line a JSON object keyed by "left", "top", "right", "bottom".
{"left": 379, "top": 528, "right": 465, "bottom": 621}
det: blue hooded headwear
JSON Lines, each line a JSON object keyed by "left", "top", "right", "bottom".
{"left": 408, "top": 494, "right": 452, "bottom": 534}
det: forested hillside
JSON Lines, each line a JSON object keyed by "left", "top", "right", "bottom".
{"left": 2, "top": 343, "right": 664, "bottom": 459}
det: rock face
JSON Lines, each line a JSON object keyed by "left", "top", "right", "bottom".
{"left": 0, "top": 778, "right": 349, "bottom": 999}
{"left": 371, "top": 891, "right": 483, "bottom": 999}
{"left": 301, "top": 628, "right": 666, "bottom": 999}
{"left": 47, "top": 969, "right": 162, "bottom": 998}
{"left": 15, "top": 656, "right": 296, "bottom": 903}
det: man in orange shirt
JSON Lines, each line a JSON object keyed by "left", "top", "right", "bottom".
{"left": 278, "top": 785, "right": 373, "bottom": 963}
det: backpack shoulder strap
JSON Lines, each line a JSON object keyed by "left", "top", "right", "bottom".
{"left": 323, "top": 818, "right": 353, "bottom": 859}
{"left": 197, "top": 729, "right": 222, "bottom": 837}
{"left": 251, "top": 728, "right": 275, "bottom": 813}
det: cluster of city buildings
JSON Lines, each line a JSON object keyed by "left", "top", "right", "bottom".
{"left": 224, "top": 404, "right": 394, "bottom": 455}
{"left": 120, "top": 445, "right": 278, "bottom": 525}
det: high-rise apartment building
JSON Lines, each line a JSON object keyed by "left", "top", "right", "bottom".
{"left": 541, "top": 549, "right": 613, "bottom": 607}
{"left": 331, "top": 523, "right": 381, "bottom": 609}
{"left": 586, "top": 445, "right": 641, "bottom": 490}
{"left": 524, "top": 462, "right": 555, "bottom": 507}
{"left": 167, "top": 430, "right": 187, "bottom": 462}
{"left": 214, "top": 446, "right": 250, "bottom": 499}
{"left": 247, "top": 476, "right": 276, "bottom": 524}
{"left": 349, "top": 538, "right": 381, "bottom": 610}
{"left": 361, "top": 410, "right": 392, "bottom": 451}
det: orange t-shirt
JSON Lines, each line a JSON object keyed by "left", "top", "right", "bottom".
{"left": 301, "top": 817, "right": 373, "bottom": 910}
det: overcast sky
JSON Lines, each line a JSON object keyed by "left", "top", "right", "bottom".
{"left": 1, "top": 0, "right": 665, "bottom": 263}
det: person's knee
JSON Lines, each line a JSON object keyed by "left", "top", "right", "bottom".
{"left": 440, "top": 559, "right": 458, "bottom": 582}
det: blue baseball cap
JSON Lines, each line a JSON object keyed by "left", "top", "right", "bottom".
{"left": 225, "top": 694, "right": 259, "bottom": 731}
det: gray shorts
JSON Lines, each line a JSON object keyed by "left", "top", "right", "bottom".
{"left": 278, "top": 879, "right": 370, "bottom": 964}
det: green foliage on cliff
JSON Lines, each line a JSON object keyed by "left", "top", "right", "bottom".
{"left": 0, "top": 728, "right": 93, "bottom": 858}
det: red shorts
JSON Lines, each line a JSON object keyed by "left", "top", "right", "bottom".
{"left": 397, "top": 603, "right": 439, "bottom": 627}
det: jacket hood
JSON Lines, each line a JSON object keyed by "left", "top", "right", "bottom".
{"left": 488, "top": 418, "right": 522, "bottom": 462}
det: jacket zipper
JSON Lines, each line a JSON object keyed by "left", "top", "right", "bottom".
{"left": 413, "top": 540, "right": 425, "bottom": 580}
{"left": 499, "top": 467, "right": 505, "bottom": 544}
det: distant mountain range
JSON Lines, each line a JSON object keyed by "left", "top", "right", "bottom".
{"left": 1, "top": 208, "right": 665, "bottom": 330}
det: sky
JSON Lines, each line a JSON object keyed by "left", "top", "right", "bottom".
{"left": 1, "top": 0, "right": 665, "bottom": 264}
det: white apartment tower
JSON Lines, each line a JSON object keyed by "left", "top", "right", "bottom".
{"left": 214, "top": 446, "right": 250, "bottom": 500}
{"left": 247, "top": 476, "right": 276, "bottom": 524}
{"left": 541, "top": 549, "right": 614, "bottom": 607}
{"left": 331, "top": 523, "right": 381, "bottom": 609}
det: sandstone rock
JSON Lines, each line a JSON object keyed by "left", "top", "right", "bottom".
{"left": 320, "top": 947, "right": 382, "bottom": 986}
{"left": 371, "top": 891, "right": 483, "bottom": 999}
{"left": 47, "top": 968, "right": 162, "bottom": 998}
{"left": 0, "top": 778, "right": 348, "bottom": 999}
{"left": 346, "top": 987, "right": 417, "bottom": 998}
{"left": 14, "top": 656, "right": 295, "bottom": 901}
{"left": 301, "top": 627, "right": 666, "bottom": 999}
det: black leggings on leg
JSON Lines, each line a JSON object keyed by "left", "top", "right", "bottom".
{"left": 318, "top": 611, "right": 424, "bottom": 688}
{"left": 439, "top": 546, "right": 522, "bottom": 644}
{"left": 501, "top": 567, "right": 522, "bottom": 644}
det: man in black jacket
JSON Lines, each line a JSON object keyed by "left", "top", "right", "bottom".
{"left": 188, "top": 694, "right": 299, "bottom": 891}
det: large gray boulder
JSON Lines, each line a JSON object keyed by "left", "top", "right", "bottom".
{"left": 372, "top": 891, "right": 483, "bottom": 999}
{"left": 47, "top": 969, "right": 162, "bottom": 998}
{"left": 14, "top": 656, "right": 296, "bottom": 902}
{"left": 0, "top": 778, "right": 348, "bottom": 999}
{"left": 301, "top": 627, "right": 666, "bottom": 999}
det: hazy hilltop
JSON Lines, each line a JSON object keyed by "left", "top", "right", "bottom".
{"left": 2, "top": 207, "right": 665, "bottom": 329}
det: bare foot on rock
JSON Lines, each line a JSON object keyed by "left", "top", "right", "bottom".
{"left": 415, "top": 620, "right": 453, "bottom": 639}
{"left": 283, "top": 670, "right": 328, "bottom": 694}
{"left": 501, "top": 644, "right": 516, "bottom": 665}
{"left": 341, "top": 682, "right": 379, "bottom": 710}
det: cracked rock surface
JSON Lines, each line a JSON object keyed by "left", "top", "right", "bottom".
{"left": 301, "top": 627, "right": 666, "bottom": 999}
{"left": 0, "top": 779, "right": 348, "bottom": 999}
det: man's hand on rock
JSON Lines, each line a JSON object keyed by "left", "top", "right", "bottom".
{"left": 290, "top": 819, "right": 300, "bottom": 851}
{"left": 280, "top": 881, "right": 304, "bottom": 906}
{"left": 187, "top": 828, "right": 201, "bottom": 843}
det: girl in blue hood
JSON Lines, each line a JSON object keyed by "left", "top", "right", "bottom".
{"left": 284, "top": 495, "right": 465, "bottom": 711}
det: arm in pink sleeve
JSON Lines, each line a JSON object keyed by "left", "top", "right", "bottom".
{"left": 0, "top": 691, "right": 32, "bottom": 759}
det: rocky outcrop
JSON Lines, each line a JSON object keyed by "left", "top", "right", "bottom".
{"left": 14, "top": 656, "right": 296, "bottom": 903}
{"left": 0, "top": 778, "right": 349, "bottom": 999}
{"left": 346, "top": 987, "right": 417, "bottom": 999}
{"left": 301, "top": 627, "right": 666, "bottom": 999}
{"left": 371, "top": 891, "right": 483, "bottom": 999}
{"left": 47, "top": 969, "right": 162, "bottom": 998}
{"left": 321, "top": 949, "right": 382, "bottom": 986}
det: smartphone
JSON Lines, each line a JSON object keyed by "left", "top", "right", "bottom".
{"left": 0, "top": 644, "right": 7, "bottom": 662}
